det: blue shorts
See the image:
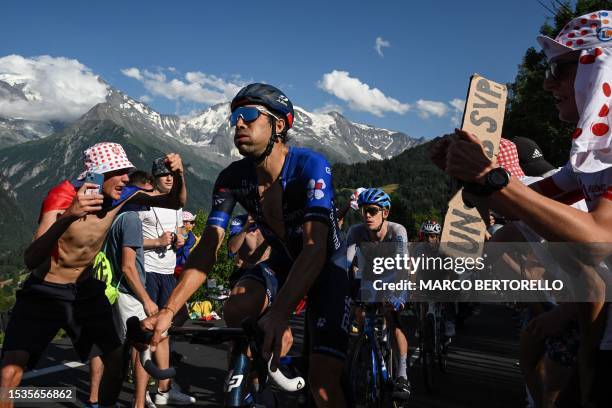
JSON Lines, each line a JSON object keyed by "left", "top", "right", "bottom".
{"left": 237, "top": 260, "right": 351, "bottom": 361}
{"left": 146, "top": 272, "right": 177, "bottom": 308}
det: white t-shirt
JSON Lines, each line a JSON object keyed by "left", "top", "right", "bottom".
{"left": 139, "top": 207, "right": 183, "bottom": 274}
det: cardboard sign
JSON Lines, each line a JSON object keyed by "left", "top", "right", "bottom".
{"left": 440, "top": 74, "right": 507, "bottom": 259}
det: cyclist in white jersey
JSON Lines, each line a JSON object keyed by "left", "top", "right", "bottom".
{"left": 346, "top": 188, "right": 411, "bottom": 399}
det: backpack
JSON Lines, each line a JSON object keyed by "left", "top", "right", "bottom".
{"left": 93, "top": 213, "right": 126, "bottom": 304}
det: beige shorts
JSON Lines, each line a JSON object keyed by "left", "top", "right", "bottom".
{"left": 113, "top": 291, "right": 147, "bottom": 343}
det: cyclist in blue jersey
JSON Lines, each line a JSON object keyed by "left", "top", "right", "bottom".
{"left": 143, "top": 83, "right": 350, "bottom": 407}
{"left": 346, "top": 188, "right": 411, "bottom": 399}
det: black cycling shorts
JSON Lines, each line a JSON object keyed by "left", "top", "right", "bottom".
{"left": 2, "top": 275, "right": 121, "bottom": 369}
{"left": 238, "top": 260, "right": 351, "bottom": 361}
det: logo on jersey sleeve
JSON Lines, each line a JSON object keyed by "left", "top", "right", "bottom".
{"left": 307, "top": 179, "right": 326, "bottom": 200}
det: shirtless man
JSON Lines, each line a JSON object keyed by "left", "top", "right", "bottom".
{"left": 0, "top": 142, "right": 186, "bottom": 407}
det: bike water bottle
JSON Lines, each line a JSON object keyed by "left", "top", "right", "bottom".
{"left": 225, "top": 339, "right": 253, "bottom": 407}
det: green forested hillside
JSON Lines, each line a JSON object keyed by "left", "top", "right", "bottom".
{"left": 333, "top": 141, "right": 450, "bottom": 238}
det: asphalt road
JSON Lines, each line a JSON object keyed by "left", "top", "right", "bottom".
{"left": 20, "top": 304, "right": 524, "bottom": 407}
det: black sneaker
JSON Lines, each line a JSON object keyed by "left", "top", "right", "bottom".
{"left": 392, "top": 377, "right": 411, "bottom": 400}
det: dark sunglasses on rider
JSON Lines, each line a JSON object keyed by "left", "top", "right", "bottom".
{"left": 361, "top": 206, "right": 383, "bottom": 217}
{"left": 230, "top": 106, "right": 280, "bottom": 126}
{"left": 545, "top": 60, "right": 578, "bottom": 81}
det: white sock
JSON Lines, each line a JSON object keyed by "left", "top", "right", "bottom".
{"left": 398, "top": 353, "right": 408, "bottom": 379}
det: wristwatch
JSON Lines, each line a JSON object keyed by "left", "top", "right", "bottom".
{"left": 463, "top": 167, "right": 511, "bottom": 196}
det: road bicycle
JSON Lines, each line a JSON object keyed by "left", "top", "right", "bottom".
{"left": 347, "top": 303, "right": 400, "bottom": 408}
{"left": 127, "top": 316, "right": 308, "bottom": 407}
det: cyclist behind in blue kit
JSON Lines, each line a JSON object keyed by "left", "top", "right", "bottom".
{"left": 346, "top": 188, "right": 411, "bottom": 399}
{"left": 143, "top": 83, "right": 351, "bottom": 407}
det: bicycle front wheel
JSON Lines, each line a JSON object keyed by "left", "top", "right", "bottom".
{"left": 348, "top": 334, "right": 384, "bottom": 408}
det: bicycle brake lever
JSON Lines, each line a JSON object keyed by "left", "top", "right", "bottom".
{"left": 126, "top": 316, "right": 177, "bottom": 380}
{"left": 267, "top": 356, "right": 306, "bottom": 392}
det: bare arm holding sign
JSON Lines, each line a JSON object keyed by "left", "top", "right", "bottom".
{"left": 431, "top": 76, "right": 612, "bottom": 246}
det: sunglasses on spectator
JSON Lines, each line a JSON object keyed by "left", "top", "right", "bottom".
{"left": 184, "top": 220, "right": 195, "bottom": 224}
{"left": 230, "top": 106, "right": 280, "bottom": 126}
{"left": 545, "top": 60, "right": 578, "bottom": 81}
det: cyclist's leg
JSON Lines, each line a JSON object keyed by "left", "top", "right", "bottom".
{"left": 224, "top": 278, "right": 269, "bottom": 327}
{"left": 307, "top": 262, "right": 351, "bottom": 407}
{"left": 385, "top": 309, "right": 408, "bottom": 377}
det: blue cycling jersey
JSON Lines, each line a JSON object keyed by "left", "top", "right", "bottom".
{"left": 207, "top": 147, "right": 344, "bottom": 273}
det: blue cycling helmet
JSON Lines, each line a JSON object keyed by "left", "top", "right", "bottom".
{"left": 358, "top": 188, "right": 391, "bottom": 209}
{"left": 231, "top": 83, "right": 294, "bottom": 131}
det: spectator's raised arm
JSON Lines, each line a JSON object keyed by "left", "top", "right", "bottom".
{"left": 128, "top": 153, "right": 186, "bottom": 209}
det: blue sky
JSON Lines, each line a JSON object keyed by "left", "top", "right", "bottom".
{"left": 0, "top": 0, "right": 565, "bottom": 139}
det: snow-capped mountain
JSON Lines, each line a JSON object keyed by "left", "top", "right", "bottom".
{"left": 173, "top": 103, "right": 423, "bottom": 164}
{"left": 0, "top": 81, "right": 423, "bottom": 164}
{"left": 0, "top": 80, "right": 67, "bottom": 148}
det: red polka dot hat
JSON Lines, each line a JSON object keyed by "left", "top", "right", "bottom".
{"left": 537, "top": 11, "right": 612, "bottom": 60}
{"left": 538, "top": 10, "right": 612, "bottom": 173}
{"left": 77, "top": 142, "right": 135, "bottom": 180}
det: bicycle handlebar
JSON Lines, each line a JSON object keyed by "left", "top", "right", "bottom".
{"left": 126, "top": 317, "right": 176, "bottom": 380}
{"left": 125, "top": 316, "right": 305, "bottom": 392}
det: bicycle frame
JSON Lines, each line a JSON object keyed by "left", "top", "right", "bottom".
{"left": 363, "top": 305, "right": 391, "bottom": 389}
{"left": 349, "top": 304, "right": 393, "bottom": 406}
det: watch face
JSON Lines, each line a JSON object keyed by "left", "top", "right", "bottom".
{"left": 488, "top": 168, "right": 510, "bottom": 188}
{"left": 490, "top": 171, "right": 506, "bottom": 185}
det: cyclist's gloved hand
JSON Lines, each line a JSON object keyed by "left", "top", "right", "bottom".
{"left": 387, "top": 293, "right": 407, "bottom": 311}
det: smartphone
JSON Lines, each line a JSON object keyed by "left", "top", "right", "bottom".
{"left": 154, "top": 156, "right": 170, "bottom": 174}
{"left": 84, "top": 171, "right": 104, "bottom": 195}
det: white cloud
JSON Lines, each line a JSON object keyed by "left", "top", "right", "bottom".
{"left": 122, "top": 67, "right": 244, "bottom": 105}
{"left": 449, "top": 98, "right": 465, "bottom": 126}
{"left": 375, "top": 37, "right": 391, "bottom": 57}
{"left": 139, "top": 95, "right": 152, "bottom": 103}
{"left": 415, "top": 99, "right": 449, "bottom": 119}
{"left": 449, "top": 98, "right": 465, "bottom": 112}
{"left": 121, "top": 67, "right": 143, "bottom": 81}
{"left": 318, "top": 70, "right": 410, "bottom": 117}
{"left": 313, "top": 103, "right": 344, "bottom": 114}
{"left": 0, "top": 54, "right": 108, "bottom": 121}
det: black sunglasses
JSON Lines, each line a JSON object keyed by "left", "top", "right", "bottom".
{"left": 361, "top": 206, "right": 383, "bottom": 216}
{"left": 545, "top": 60, "right": 578, "bottom": 80}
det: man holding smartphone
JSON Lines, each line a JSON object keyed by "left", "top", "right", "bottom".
{"left": 0, "top": 142, "right": 186, "bottom": 408}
